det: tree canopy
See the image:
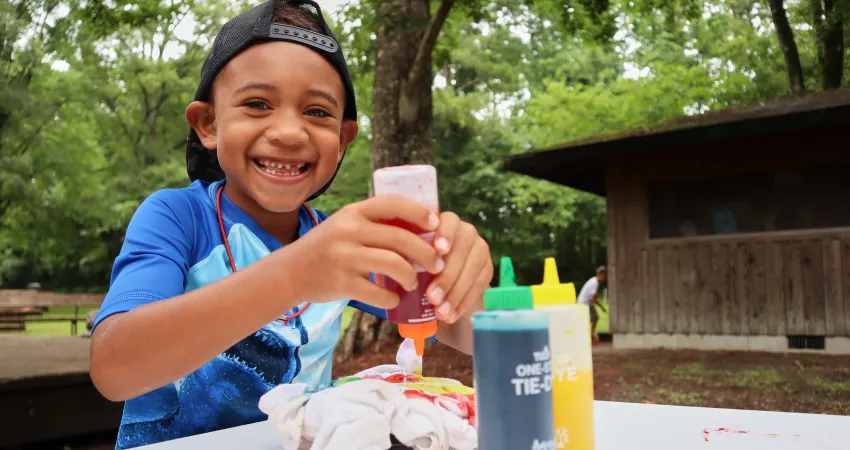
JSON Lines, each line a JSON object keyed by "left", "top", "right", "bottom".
{"left": 0, "top": 0, "right": 847, "bottom": 292}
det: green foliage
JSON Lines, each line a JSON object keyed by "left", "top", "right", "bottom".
{"left": 0, "top": 0, "right": 233, "bottom": 289}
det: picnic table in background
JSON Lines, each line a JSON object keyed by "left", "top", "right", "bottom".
{"left": 0, "top": 306, "right": 44, "bottom": 331}
{"left": 134, "top": 400, "right": 850, "bottom": 450}
{"left": 0, "top": 290, "right": 103, "bottom": 336}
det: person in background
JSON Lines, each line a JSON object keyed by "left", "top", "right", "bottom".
{"left": 577, "top": 265, "right": 607, "bottom": 343}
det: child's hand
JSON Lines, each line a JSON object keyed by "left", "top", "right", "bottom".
{"left": 290, "top": 194, "right": 444, "bottom": 308}
{"left": 425, "top": 212, "right": 493, "bottom": 323}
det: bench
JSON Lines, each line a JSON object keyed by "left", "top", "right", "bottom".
{"left": 0, "top": 290, "right": 104, "bottom": 336}
{"left": 0, "top": 306, "right": 44, "bottom": 331}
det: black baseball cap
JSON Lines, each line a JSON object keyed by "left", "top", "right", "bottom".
{"left": 186, "top": 0, "right": 357, "bottom": 201}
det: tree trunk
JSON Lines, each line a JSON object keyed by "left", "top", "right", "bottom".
{"left": 812, "top": 0, "right": 845, "bottom": 89}
{"left": 371, "top": 0, "right": 435, "bottom": 169}
{"left": 766, "top": 0, "right": 807, "bottom": 93}
{"left": 335, "top": 310, "right": 362, "bottom": 363}
{"left": 334, "top": 0, "right": 456, "bottom": 362}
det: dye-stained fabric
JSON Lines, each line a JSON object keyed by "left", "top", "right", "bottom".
{"left": 91, "top": 179, "right": 390, "bottom": 449}
{"left": 258, "top": 340, "right": 478, "bottom": 450}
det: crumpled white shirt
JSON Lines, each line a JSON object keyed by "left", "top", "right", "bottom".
{"left": 257, "top": 339, "right": 477, "bottom": 450}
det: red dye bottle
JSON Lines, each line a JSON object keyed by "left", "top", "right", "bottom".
{"left": 372, "top": 165, "right": 440, "bottom": 358}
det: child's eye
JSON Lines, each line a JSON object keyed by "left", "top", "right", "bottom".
{"left": 305, "top": 108, "right": 332, "bottom": 118}
{"left": 244, "top": 100, "right": 270, "bottom": 110}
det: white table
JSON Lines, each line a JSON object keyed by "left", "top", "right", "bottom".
{"left": 138, "top": 400, "right": 850, "bottom": 449}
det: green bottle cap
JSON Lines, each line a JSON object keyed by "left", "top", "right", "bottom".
{"left": 483, "top": 257, "right": 534, "bottom": 311}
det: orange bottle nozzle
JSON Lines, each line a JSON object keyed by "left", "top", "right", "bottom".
{"left": 413, "top": 338, "right": 425, "bottom": 356}
{"left": 397, "top": 321, "right": 438, "bottom": 357}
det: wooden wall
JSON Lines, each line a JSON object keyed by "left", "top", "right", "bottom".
{"left": 605, "top": 127, "right": 850, "bottom": 337}
{"left": 621, "top": 235, "right": 850, "bottom": 336}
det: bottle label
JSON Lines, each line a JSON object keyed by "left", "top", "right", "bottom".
{"left": 382, "top": 272, "right": 436, "bottom": 323}
{"left": 473, "top": 328, "right": 556, "bottom": 450}
{"left": 546, "top": 308, "right": 595, "bottom": 450}
{"left": 510, "top": 345, "right": 553, "bottom": 395}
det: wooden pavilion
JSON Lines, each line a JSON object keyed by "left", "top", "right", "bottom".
{"left": 505, "top": 89, "right": 850, "bottom": 354}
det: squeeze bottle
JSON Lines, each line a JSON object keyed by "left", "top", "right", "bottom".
{"left": 532, "top": 258, "right": 595, "bottom": 450}
{"left": 471, "top": 256, "right": 556, "bottom": 450}
{"left": 372, "top": 165, "right": 439, "bottom": 360}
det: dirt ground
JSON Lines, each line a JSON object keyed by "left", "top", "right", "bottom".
{"left": 8, "top": 336, "right": 849, "bottom": 449}
{"left": 333, "top": 340, "right": 850, "bottom": 416}
{"left": 9, "top": 334, "right": 845, "bottom": 418}
{"left": 0, "top": 335, "right": 91, "bottom": 382}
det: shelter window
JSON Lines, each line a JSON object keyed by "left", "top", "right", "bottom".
{"left": 647, "top": 163, "right": 850, "bottom": 238}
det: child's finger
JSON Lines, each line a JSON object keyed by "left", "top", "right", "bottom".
{"left": 357, "top": 248, "right": 419, "bottom": 292}
{"left": 349, "top": 277, "right": 400, "bottom": 310}
{"left": 453, "top": 265, "right": 493, "bottom": 321}
{"left": 360, "top": 223, "right": 443, "bottom": 275}
{"left": 435, "top": 239, "right": 490, "bottom": 322}
{"left": 426, "top": 226, "right": 476, "bottom": 309}
{"left": 432, "top": 211, "right": 460, "bottom": 255}
{"left": 356, "top": 194, "right": 440, "bottom": 232}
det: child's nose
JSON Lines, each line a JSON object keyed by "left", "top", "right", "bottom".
{"left": 267, "top": 112, "right": 308, "bottom": 147}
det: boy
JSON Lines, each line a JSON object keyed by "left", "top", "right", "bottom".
{"left": 88, "top": 1, "right": 493, "bottom": 448}
{"left": 577, "top": 265, "right": 607, "bottom": 343}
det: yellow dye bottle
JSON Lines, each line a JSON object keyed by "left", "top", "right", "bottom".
{"left": 532, "top": 258, "right": 595, "bottom": 450}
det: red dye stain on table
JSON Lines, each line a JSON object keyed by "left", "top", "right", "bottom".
{"left": 702, "top": 427, "right": 803, "bottom": 442}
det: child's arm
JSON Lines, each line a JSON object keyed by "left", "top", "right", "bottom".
{"left": 91, "top": 193, "right": 443, "bottom": 402}
{"left": 91, "top": 247, "right": 312, "bottom": 401}
{"left": 592, "top": 292, "right": 607, "bottom": 312}
{"left": 89, "top": 191, "right": 321, "bottom": 402}
{"left": 435, "top": 316, "right": 474, "bottom": 354}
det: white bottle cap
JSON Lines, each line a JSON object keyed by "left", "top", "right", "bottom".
{"left": 372, "top": 165, "right": 439, "bottom": 210}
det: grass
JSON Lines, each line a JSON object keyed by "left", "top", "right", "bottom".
{"left": 6, "top": 306, "right": 97, "bottom": 336}
{"left": 671, "top": 362, "right": 785, "bottom": 389}
{"left": 655, "top": 388, "right": 708, "bottom": 406}
{"left": 807, "top": 375, "right": 850, "bottom": 394}
{"left": 593, "top": 349, "right": 850, "bottom": 415}
{"left": 595, "top": 294, "right": 610, "bottom": 334}
{"left": 7, "top": 306, "right": 358, "bottom": 338}
{"left": 340, "top": 306, "right": 356, "bottom": 335}
{"left": 734, "top": 368, "right": 785, "bottom": 389}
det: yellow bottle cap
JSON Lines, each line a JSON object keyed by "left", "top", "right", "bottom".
{"left": 531, "top": 257, "right": 577, "bottom": 306}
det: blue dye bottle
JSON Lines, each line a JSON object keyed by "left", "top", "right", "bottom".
{"left": 471, "top": 257, "right": 556, "bottom": 450}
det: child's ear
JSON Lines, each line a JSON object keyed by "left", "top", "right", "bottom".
{"left": 185, "top": 101, "right": 217, "bottom": 150}
{"left": 338, "top": 119, "right": 359, "bottom": 162}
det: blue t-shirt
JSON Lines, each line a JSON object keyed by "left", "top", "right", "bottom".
{"left": 92, "top": 179, "right": 390, "bottom": 449}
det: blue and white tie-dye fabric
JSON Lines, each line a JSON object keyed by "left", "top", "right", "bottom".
{"left": 92, "top": 179, "right": 387, "bottom": 449}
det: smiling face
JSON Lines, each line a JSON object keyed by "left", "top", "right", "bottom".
{"left": 187, "top": 41, "right": 358, "bottom": 216}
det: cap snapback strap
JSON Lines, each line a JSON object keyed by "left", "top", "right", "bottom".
{"left": 268, "top": 24, "right": 340, "bottom": 54}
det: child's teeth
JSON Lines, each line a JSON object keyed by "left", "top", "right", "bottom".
{"left": 261, "top": 165, "right": 302, "bottom": 176}
{"left": 257, "top": 160, "right": 308, "bottom": 177}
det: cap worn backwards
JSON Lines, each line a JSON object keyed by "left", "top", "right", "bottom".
{"left": 185, "top": 0, "right": 357, "bottom": 201}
